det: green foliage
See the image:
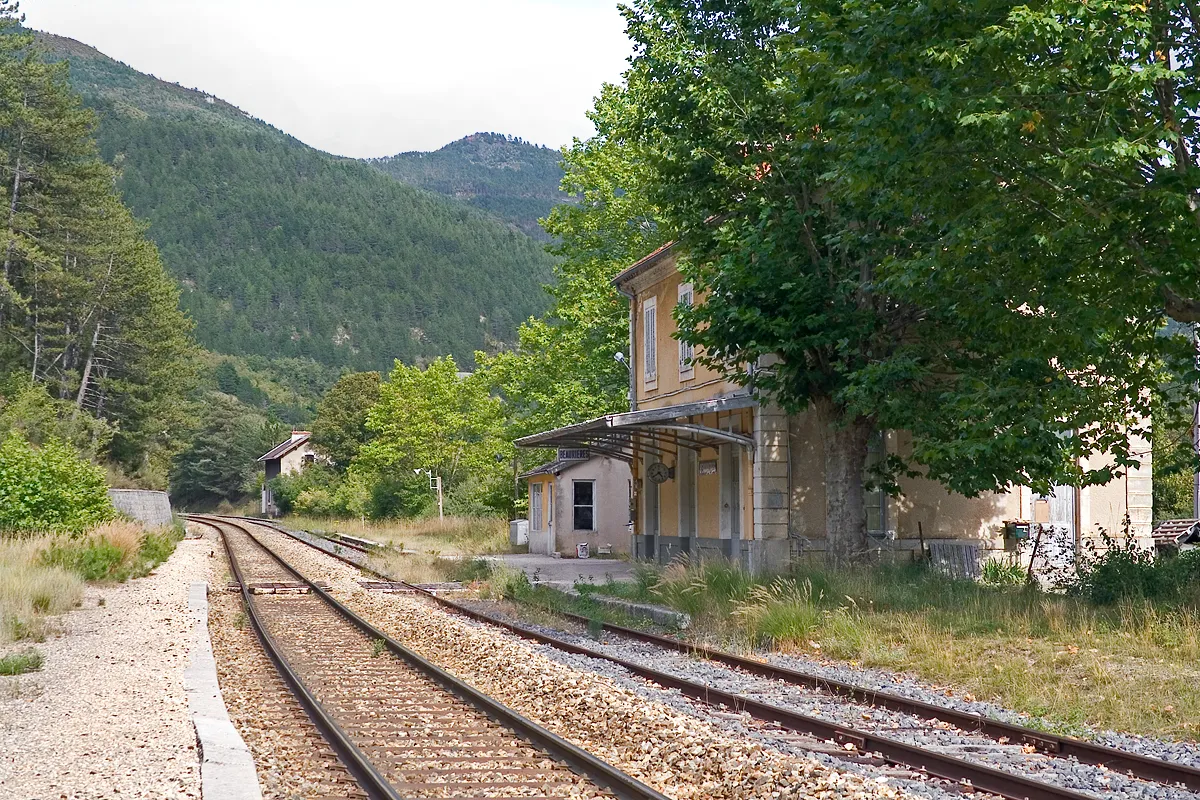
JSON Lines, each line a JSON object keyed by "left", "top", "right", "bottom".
{"left": 311, "top": 371, "right": 380, "bottom": 470}
{"left": 368, "top": 132, "right": 568, "bottom": 240}
{"left": 37, "top": 34, "right": 555, "bottom": 372}
{"left": 1069, "top": 536, "right": 1200, "bottom": 606}
{"left": 168, "top": 392, "right": 284, "bottom": 508}
{"left": 0, "top": 19, "right": 196, "bottom": 478}
{"left": 1152, "top": 395, "right": 1197, "bottom": 523}
{"left": 0, "top": 374, "right": 112, "bottom": 460}
{"left": 356, "top": 356, "right": 512, "bottom": 514}
{"left": 39, "top": 525, "right": 181, "bottom": 583}
{"left": 476, "top": 107, "right": 665, "bottom": 448}
{"left": 0, "top": 433, "right": 114, "bottom": 533}
{"left": 582, "top": 0, "right": 1184, "bottom": 563}
{"left": 981, "top": 558, "right": 1027, "bottom": 588}
{"left": 0, "top": 647, "right": 42, "bottom": 675}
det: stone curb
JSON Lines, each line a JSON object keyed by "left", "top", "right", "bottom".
{"left": 565, "top": 589, "right": 691, "bottom": 629}
{"left": 184, "top": 582, "right": 262, "bottom": 800}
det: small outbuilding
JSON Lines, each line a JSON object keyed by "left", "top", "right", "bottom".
{"left": 258, "top": 430, "right": 318, "bottom": 516}
{"left": 521, "top": 450, "right": 632, "bottom": 557}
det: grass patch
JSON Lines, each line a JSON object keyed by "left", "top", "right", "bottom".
{"left": 1, "top": 521, "right": 182, "bottom": 644}
{"left": 287, "top": 514, "right": 510, "bottom": 556}
{"left": 0, "top": 647, "right": 43, "bottom": 675}
{"left": 577, "top": 556, "right": 1200, "bottom": 739}
{"left": 40, "top": 521, "right": 182, "bottom": 583}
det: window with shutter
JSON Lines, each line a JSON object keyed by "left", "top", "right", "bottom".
{"left": 643, "top": 297, "right": 657, "bottom": 388}
{"left": 678, "top": 283, "right": 694, "bottom": 380}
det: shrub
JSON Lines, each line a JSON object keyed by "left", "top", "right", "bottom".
{"left": 0, "top": 434, "right": 114, "bottom": 533}
{"left": 0, "top": 647, "right": 43, "bottom": 675}
{"left": 0, "top": 536, "right": 84, "bottom": 643}
{"left": 1069, "top": 533, "right": 1200, "bottom": 605}
{"left": 734, "top": 579, "right": 824, "bottom": 648}
{"left": 39, "top": 522, "right": 181, "bottom": 584}
{"left": 981, "top": 557, "right": 1027, "bottom": 587}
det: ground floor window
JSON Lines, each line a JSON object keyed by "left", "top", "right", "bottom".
{"left": 530, "top": 482, "right": 543, "bottom": 530}
{"left": 866, "top": 431, "right": 887, "bottom": 537}
{"left": 573, "top": 480, "right": 595, "bottom": 531}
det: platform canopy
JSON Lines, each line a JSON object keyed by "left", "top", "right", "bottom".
{"left": 514, "top": 395, "right": 756, "bottom": 463}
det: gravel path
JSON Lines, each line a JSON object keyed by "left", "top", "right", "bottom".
{"left": 0, "top": 536, "right": 206, "bottom": 800}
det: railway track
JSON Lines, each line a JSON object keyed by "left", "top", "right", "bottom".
{"left": 188, "top": 515, "right": 670, "bottom": 800}
{"left": 221, "top": 516, "right": 1200, "bottom": 800}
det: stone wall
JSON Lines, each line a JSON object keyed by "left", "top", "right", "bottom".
{"left": 108, "top": 489, "right": 174, "bottom": 527}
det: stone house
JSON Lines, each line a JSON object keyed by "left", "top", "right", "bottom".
{"left": 258, "top": 430, "right": 319, "bottom": 516}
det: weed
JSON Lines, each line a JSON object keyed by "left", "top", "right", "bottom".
{"left": 370, "top": 638, "right": 387, "bottom": 658}
{"left": 232, "top": 611, "right": 248, "bottom": 629}
{"left": 97, "top": 596, "right": 105, "bottom": 607}
{"left": 587, "top": 616, "right": 604, "bottom": 640}
{"left": 981, "top": 557, "right": 1026, "bottom": 587}
{"left": 0, "top": 647, "right": 43, "bottom": 675}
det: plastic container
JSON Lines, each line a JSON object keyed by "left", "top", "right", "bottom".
{"left": 576, "top": 542, "right": 590, "bottom": 559}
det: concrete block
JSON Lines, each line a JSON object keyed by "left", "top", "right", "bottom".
{"left": 185, "top": 582, "right": 262, "bottom": 800}
{"left": 108, "top": 489, "right": 173, "bottom": 527}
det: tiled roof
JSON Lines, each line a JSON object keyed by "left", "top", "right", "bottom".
{"left": 257, "top": 433, "right": 311, "bottom": 462}
{"left": 1151, "top": 519, "right": 1200, "bottom": 544}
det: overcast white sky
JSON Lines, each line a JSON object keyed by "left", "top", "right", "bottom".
{"left": 22, "top": 0, "right": 633, "bottom": 158}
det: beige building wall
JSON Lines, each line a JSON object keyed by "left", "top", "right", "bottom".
{"left": 527, "top": 459, "right": 632, "bottom": 557}
{"left": 279, "top": 444, "right": 317, "bottom": 476}
{"left": 616, "top": 245, "right": 1153, "bottom": 571}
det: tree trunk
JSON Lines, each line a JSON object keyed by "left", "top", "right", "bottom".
{"left": 76, "top": 322, "right": 102, "bottom": 408}
{"left": 815, "top": 397, "right": 873, "bottom": 569}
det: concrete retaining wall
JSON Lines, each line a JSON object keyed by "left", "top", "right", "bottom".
{"left": 108, "top": 489, "right": 173, "bottom": 527}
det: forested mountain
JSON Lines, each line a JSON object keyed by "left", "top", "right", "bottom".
{"left": 37, "top": 33, "right": 555, "bottom": 372}
{"left": 367, "top": 133, "right": 568, "bottom": 239}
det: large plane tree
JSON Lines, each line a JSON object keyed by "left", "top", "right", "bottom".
{"left": 582, "top": 0, "right": 1190, "bottom": 565}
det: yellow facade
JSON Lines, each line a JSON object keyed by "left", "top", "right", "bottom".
{"left": 607, "top": 244, "right": 1153, "bottom": 569}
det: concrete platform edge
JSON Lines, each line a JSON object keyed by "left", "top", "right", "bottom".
{"left": 185, "top": 581, "right": 262, "bottom": 800}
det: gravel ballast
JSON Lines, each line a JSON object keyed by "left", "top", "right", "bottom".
{"left": 247, "top": 521, "right": 979, "bottom": 800}
{"left": 0, "top": 535, "right": 205, "bottom": 799}
{"left": 252, "top": 520, "right": 1200, "bottom": 800}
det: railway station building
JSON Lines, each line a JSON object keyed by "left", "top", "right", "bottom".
{"left": 515, "top": 244, "right": 1154, "bottom": 574}
{"left": 258, "top": 430, "right": 320, "bottom": 516}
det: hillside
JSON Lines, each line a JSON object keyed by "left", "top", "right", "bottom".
{"left": 36, "top": 32, "right": 555, "bottom": 372}
{"left": 367, "top": 133, "right": 568, "bottom": 239}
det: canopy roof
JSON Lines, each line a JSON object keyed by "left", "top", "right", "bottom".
{"left": 514, "top": 395, "right": 756, "bottom": 463}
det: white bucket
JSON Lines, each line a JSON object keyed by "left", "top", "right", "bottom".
{"left": 576, "top": 542, "right": 590, "bottom": 559}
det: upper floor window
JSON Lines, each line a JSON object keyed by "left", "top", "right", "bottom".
{"left": 677, "top": 283, "right": 694, "bottom": 380}
{"left": 643, "top": 297, "right": 658, "bottom": 389}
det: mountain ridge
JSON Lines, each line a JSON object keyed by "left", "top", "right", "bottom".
{"left": 35, "top": 30, "right": 556, "bottom": 372}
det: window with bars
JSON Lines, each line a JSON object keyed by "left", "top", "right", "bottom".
{"left": 865, "top": 431, "right": 888, "bottom": 537}
{"left": 643, "top": 297, "right": 657, "bottom": 387}
{"left": 678, "top": 283, "right": 694, "bottom": 379}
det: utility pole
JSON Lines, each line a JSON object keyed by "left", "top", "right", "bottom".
{"left": 415, "top": 468, "right": 444, "bottom": 522}
{"left": 434, "top": 475, "right": 444, "bottom": 522}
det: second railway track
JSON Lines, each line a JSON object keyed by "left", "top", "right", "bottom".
{"left": 191, "top": 515, "right": 670, "bottom": 800}
{"left": 223, "top": 515, "right": 1200, "bottom": 800}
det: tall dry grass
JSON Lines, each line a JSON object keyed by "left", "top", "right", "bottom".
{"left": 1, "top": 520, "right": 181, "bottom": 645}
{"left": 0, "top": 535, "right": 84, "bottom": 644}
{"left": 288, "top": 515, "right": 510, "bottom": 556}
{"left": 584, "top": 557, "right": 1200, "bottom": 738}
